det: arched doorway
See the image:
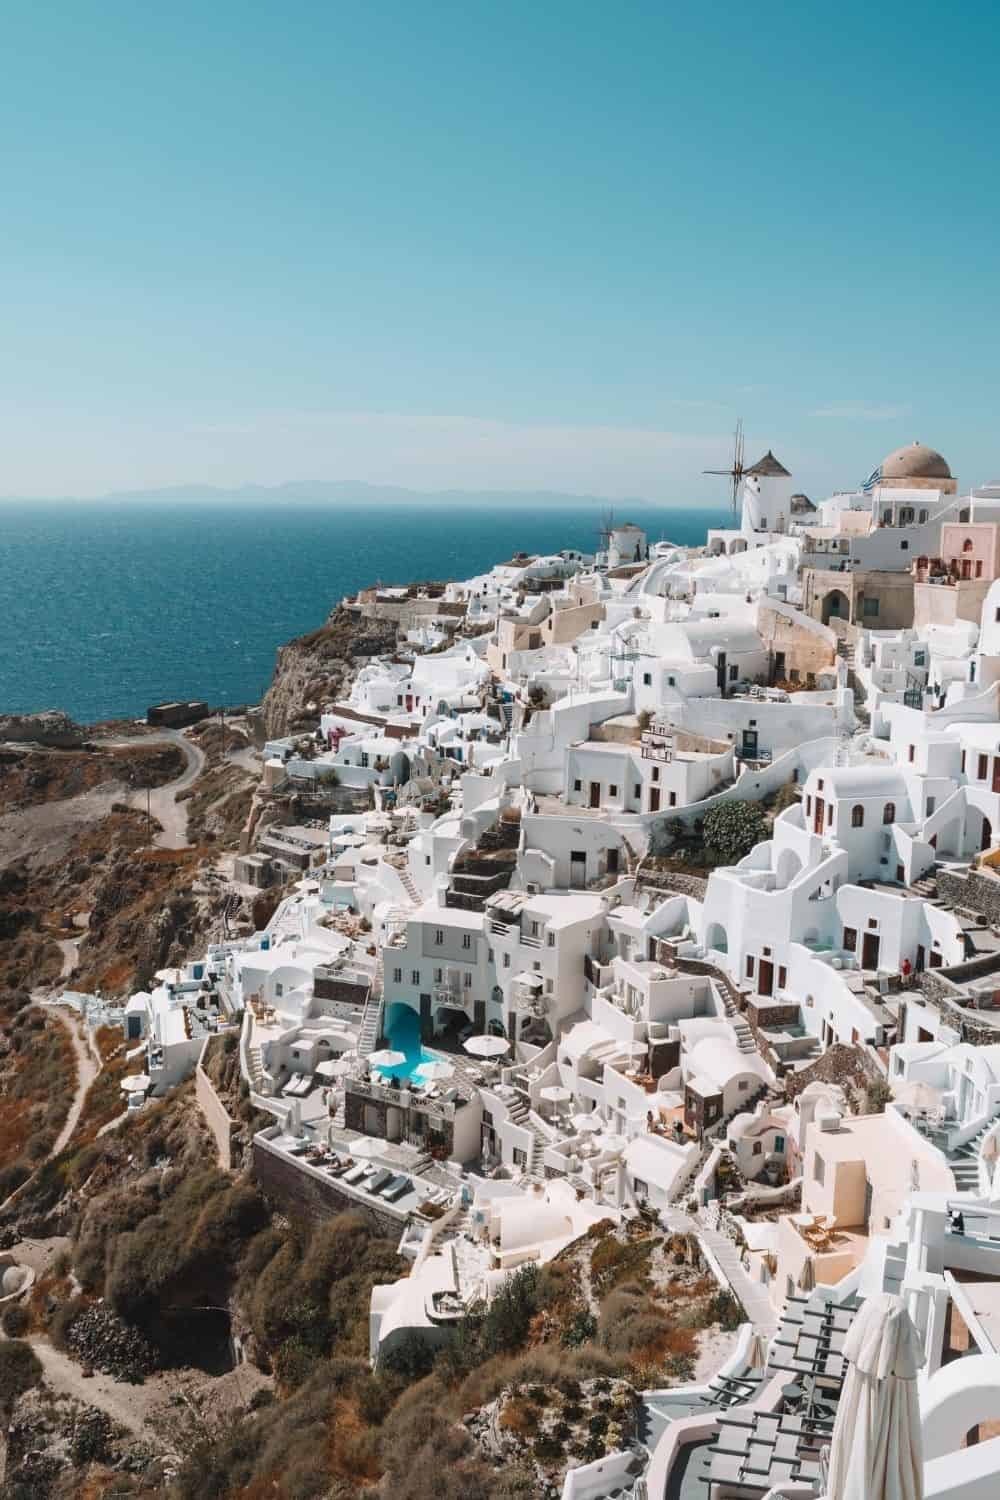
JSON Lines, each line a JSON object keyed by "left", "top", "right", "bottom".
{"left": 981, "top": 815, "right": 993, "bottom": 853}
{"left": 705, "top": 921, "right": 728, "bottom": 954}
{"left": 821, "top": 589, "right": 850, "bottom": 625}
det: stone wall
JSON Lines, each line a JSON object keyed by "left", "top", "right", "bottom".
{"left": 252, "top": 1136, "right": 404, "bottom": 1235}
{"left": 194, "top": 1040, "right": 237, "bottom": 1171}
{"left": 938, "top": 866, "right": 1000, "bottom": 925}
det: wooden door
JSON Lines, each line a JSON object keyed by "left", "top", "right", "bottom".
{"left": 589, "top": 781, "right": 600, "bottom": 808}
{"left": 649, "top": 787, "right": 660, "bottom": 813}
{"left": 813, "top": 796, "right": 825, "bottom": 834}
{"left": 862, "top": 931, "right": 881, "bottom": 969}
{"left": 758, "top": 959, "right": 774, "bottom": 997}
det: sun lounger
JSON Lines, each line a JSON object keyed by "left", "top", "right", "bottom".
{"left": 381, "top": 1175, "right": 411, "bottom": 1202}
{"left": 343, "top": 1162, "right": 369, "bottom": 1185}
{"left": 366, "top": 1168, "right": 394, "bottom": 1194}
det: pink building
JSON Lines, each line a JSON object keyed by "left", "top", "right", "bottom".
{"left": 912, "top": 522, "right": 1000, "bottom": 627}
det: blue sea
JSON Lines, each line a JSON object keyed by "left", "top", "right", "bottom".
{"left": 0, "top": 499, "right": 728, "bottom": 723}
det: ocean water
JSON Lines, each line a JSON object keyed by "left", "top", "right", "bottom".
{"left": 0, "top": 499, "right": 729, "bottom": 723}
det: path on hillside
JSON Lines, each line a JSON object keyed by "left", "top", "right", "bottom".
{"left": 46, "top": 1006, "right": 100, "bottom": 1158}
{"left": 27, "top": 1337, "right": 154, "bottom": 1438}
{"left": 95, "top": 728, "right": 205, "bottom": 849}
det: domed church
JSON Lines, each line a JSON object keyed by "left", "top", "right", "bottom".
{"left": 878, "top": 441, "right": 956, "bottom": 494}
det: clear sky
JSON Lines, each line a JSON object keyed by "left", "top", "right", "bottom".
{"left": 1, "top": 0, "right": 997, "bottom": 501}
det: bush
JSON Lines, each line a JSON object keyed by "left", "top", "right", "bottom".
{"left": 1, "top": 1302, "right": 29, "bottom": 1337}
{"left": 0, "top": 1341, "right": 42, "bottom": 1411}
{"left": 866, "top": 1077, "right": 893, "bottom": 1113}
{"left": 702, "top": 800, "right": 768, "bottom": 865}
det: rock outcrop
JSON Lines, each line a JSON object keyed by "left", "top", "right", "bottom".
{"left": 0, "top": 710, "right": 86, "bottom": 748}
{"left": 257, "top": 605, "right": 399, "bottom": 738}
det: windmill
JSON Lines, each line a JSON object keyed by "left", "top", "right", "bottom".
{"left": 704, "top": 419, "right": 746, "bottom": 515}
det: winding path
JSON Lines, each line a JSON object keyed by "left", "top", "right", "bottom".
{"left": 96, "top": 728, "right": 205, "bottom": 849}
{"left": 47, "top": 1006, "right": 100, "bottom": 1159}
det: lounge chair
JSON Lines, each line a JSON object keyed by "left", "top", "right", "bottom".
{"left": 379, "top": 1174, "right": 410, "bottom": 1201}
{"left": 366, "top": 1168, "right": 394, "bottom": 1194}
{"left": 343, "top": 1162, "right": 369, "bottom": 1185}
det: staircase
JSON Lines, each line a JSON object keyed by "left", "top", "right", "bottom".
{"left": 505, "top": 1091, "right": 547, "bottom": 1179}
{"left": 247, "top": 1043, "right": 265, "bottom": 1092}
{"left": 398, "top": 867, "right": 421, "bottom": 905}
{"left": 359, "top": 990, "right": 384, "bottom": 1058}
{"left": 698, "top": 1222, "right": 780, "bottom": 1334}
{"left": 949, "top": 1122, "right": 991, "bottom": 1192}
{"left": 911, "top": 874, "right": 939, "bottom": 900}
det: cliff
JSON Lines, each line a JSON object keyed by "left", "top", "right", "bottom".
{"left": 258, "top": 604, "right": 399, "bottom": 738}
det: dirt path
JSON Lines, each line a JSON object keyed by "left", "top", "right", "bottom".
{"left": 28, "top": 1337, "right": 155, "bottom": 1438}
{"left": 96, "top": 728, "right": 205, "bottom": 850}
{"left": 46, "top": 1007, "right": 100, "bottom": 1158}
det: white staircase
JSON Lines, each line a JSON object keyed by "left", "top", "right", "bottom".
{"left": 247, "top": 1043, "right": 264, "bottom": 1091}
{"left": 950, "top": 1122, "right": 991, "bottom": 1192}
{"left": 359, "top": 991, "right": 384, "bottom": 1058}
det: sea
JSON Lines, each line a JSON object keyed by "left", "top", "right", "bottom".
{"left": 0, "top": 499, "right": 730, "bottom": 723}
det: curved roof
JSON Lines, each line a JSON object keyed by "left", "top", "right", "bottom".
{"left": 881, "top": 442, "right": 952, "bottom": 481}
{"left": 807, "top": 764, "right": 908, "bottom": 796}
{"left": 688, "top": 1036, "right": 767, "bottom": 1087}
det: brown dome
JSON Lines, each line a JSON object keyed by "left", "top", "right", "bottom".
{"left": 881, "top": 442, "right": 952, "bottom": 482}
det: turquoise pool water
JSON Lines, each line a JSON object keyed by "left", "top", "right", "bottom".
{"left": 382, "top": 1005, "right": 434, "bottom": 1082}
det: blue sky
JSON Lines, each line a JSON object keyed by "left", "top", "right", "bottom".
{"left": 0, "top": 0, "right": 997, "bottom": 500}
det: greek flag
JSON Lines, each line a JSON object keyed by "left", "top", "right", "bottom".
{"left": 860, "top": 465, "right": 882, "bottom": 494}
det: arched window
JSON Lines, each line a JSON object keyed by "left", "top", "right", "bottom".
{"left": 851, "top": 804, "right": 865, "bottom": 828}
{"left": 963, "top": 538, "right": 974, "bottom": 553}
{"left": 883, "top": 801, "right": 895, "bottom": 824}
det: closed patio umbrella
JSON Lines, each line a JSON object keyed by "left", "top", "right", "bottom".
{"left": 798, "top": 1257, "right": 816, "bottom": 1293}
{"left": 827, "top": 1292, "right": 924, "bottom": 1500}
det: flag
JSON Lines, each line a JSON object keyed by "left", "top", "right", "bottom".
{"left": 860, "top": 465, "right": 882, "bottom": 494}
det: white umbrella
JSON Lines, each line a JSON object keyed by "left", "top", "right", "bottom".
{"left": 598, "top": 1133, "right": 627, "bottom": 1156}
{"left": 349, "top": 1137, "right": 387, "bottom": 1160}
{"left": 120, "top": 1074, "right": 151, "bottom": 1093}
{"left": 827, "top": 1292, "right": 924, "bottom": 1500}
{"left": 540, "top": 1085, "right": 572, "bottom": 1105}
{"left": 572, "top": 1113, "right": 602, "bottom": 1134}
{"left": 414, "top": 1059, "right": 454, "bottom": 1082}
{"left": 367, "top": 1048, "right": 406, "bottom": 1070}
{"left": 892, "top": 1080, "right": 940, "bottom": 1114}
{"left": 316, "top": 1058, "right": 352, "bottom": 1080}
{"left": 463, "top": 1034, "right": 509, "bottom": 1059}
{"left": 798, "top": 1257, "right": 816, "bottom": 1293}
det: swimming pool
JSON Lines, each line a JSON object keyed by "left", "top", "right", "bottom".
{"left": 381, "top": 1004, "right": 435, "bottom": 1083}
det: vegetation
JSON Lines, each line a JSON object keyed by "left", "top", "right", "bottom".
{"left": 0, "top": 1341, "right": 42, "bottom": 1412}
{"left": 0, "top": 995, "right": 77, "bottom": 1193}
{"left": 702, "top": 800, "right": 769, "bottom": 864}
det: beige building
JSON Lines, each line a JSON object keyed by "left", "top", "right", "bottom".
{"left": 773, "top": 1106, "right": 954, "bottom": 1306}
{"left": 801, "top": 566, "right": 915, "bottom": 630}
{"left": 756, "top": 602, "right": 838, "bottom": 684}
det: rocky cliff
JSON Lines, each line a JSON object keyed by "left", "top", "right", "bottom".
{"left": 258, "top": 604, "right": 399, "bottom": 738}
